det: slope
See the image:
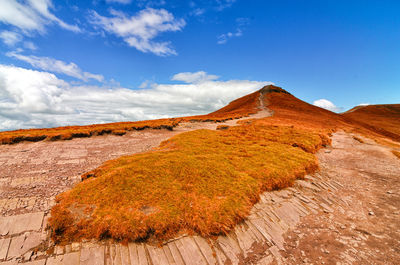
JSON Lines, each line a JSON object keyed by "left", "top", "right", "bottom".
{"left": 342, "top": 104, "right": 400, "bottom": 142}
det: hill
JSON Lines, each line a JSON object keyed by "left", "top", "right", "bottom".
{"left": 257, "top": 85, "right": 350, "bottom": 131}
{"left": 48, "top": 85, "right": 338, "bottom": 244}
{"left": 342, "top": 104, "right": 400, "bottom": 142}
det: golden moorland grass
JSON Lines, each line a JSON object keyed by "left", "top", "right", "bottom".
{"left": 49, "top": 119, "right": 329, "bottom": 243}
{"left": 393, "top": 150, "right": 400, "bottom": 159}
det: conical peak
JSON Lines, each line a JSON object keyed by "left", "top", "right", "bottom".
{"left": 259, "top": 85, "right": 291, "bottom": 95}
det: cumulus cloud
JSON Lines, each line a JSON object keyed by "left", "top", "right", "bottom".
{"left": 89, "top": 8, "right": 185, "bottom": 56}
{"left": 6, "top": 51, "right": 104, "bottom": 82}
{"left": 313, "top": 99, "right": 341, "bottom": 112}
{"left": 0, "top": 66, "right": 270, "bottom": 131}
{"left": 0, "top": 0, "right": 80, "bottom": 33}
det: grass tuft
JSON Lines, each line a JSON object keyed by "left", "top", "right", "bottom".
{"left": 353, "top": 136, "right": 364, "bottom": 143}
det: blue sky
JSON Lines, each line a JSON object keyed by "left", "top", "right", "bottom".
{"left": 0, "top": 0, "right": 399, "bottom": 130}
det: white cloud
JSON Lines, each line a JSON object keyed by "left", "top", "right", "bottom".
{"left": 171, "top": 71, "right": 219, "bottom": 83}
{"left": 0, "top": 30, "right": 22, "bottom": 46}
{"left": 0, "top": 66, "right": 271, "bottom": 131}
{"left": 313, "top": 99, "right": 341, "bottom": 112}
{"left": 6, "top": 51, "right": 104, "bottom": 82}
{"left": 217, "top": 17, "right": 249, "bottom": 44}
{"left": 89, "top": 8, "right": 185, "bottom": 56}
{"left": 0, "top": 0, "right": 80, "bottom": 33}
{"left": 217, "top": 29, "right": 242, "bottom": 44}
{"left": 358, "top": 103, "right": 370, "bottom": 106}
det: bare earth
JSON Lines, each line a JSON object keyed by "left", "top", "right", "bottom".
{"left": 0, "top": 113, "right": 399, "bottom": 264}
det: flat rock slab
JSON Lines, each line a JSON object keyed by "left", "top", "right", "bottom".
{"left": 80, "top": 246, "right": 105, "bottom": 265}
{"left": 0, "top": 238, "right": 10, "bottom": 260}
{"left": 6, "top": 232, "right": 43, "bottom": 259}
{"left": 0, "top": 212, "right": 44, "bottom": 236}
{"left": 47, "top": 252, "right": 80, "bottom": 265}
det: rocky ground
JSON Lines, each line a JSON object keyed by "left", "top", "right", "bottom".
{"left": 0, "top": 114, "right": 399, "bottom": 264}
{"left": 281, "top": 132, "right": 400, "bottom": 265}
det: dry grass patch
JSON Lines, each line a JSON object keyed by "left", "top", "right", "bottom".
{"left": 49, "top": 119, "right": 328, "bottom": 244}
{"left": 393, "top": 150, "right": 400, "bottom": 159}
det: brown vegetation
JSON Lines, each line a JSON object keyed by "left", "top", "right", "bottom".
{"left": 342, "top": 104, "right": 400, "bottom": 143}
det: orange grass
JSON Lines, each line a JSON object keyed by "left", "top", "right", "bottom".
{"left": 342, "top": 104, "right": 400, "bottom": 143}
{"left": 259, "top": 86, "right": 350, "bottom": 132}
{"left": 261, "top": 87, "right": 400, "bottom": 146}
{"left": 49, "top": 120, "right": 328, "bottom": 243}
{"left": 179, "top": 89, "right": 261, "bottom": 122}
{"left": 393, "top": 150, "right": 400, "bottom": 159}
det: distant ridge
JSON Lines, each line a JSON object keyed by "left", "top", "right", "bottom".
{"left": 342, "top": 104, "right": 400, "bottom": 142}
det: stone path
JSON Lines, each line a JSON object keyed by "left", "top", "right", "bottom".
{"left": 1, "top": 114, "right": 399, "bottom": 263}
{"left": 281, "top": 132, "right": 400, "bottom": 264}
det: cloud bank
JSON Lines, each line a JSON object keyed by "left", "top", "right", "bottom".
{"left": 0, "top": 65, "right": 270, "bottom": 131}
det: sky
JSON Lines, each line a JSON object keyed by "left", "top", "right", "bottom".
{"left": 0, "top": 0, "right": 399, "bottom": 131}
